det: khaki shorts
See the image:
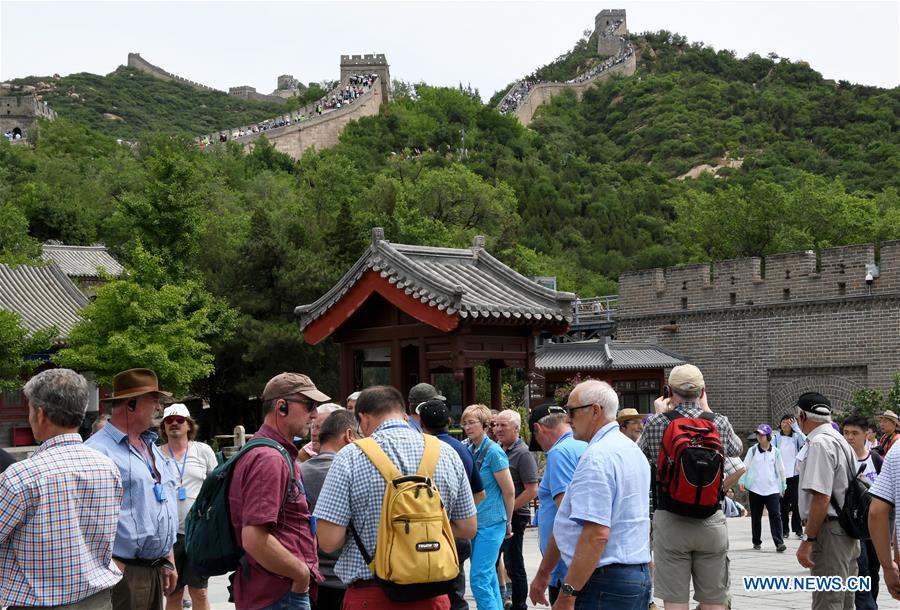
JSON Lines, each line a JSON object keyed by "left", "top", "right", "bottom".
{"left": 652, "top": 509, "right": 730, "bottom": 604}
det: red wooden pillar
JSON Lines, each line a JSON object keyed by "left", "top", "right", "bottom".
{"left": 489, "top": 359, "right": 503, "bottom": 411}
{"left": 390, "top": 339, "right": 402, "bottom": 392}
{"left": 339, "top": 343, "right": 354, "bottom": 402}
{"left": 463, "top": 367, "right": 475, "bottom": 408}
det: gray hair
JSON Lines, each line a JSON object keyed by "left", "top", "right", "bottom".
{"left": 576, "top": 380, "right": 619, "bottom": 420}
{"left": 498, "top": 409, "right": 521, "bottom": 428}
{"left": 23, "top": 369, "right": 89, "bottom": 429}
{"left": 91, "top": 414, "right": 110, "bottom": 434}
{"left": 538, "top": 413, "right": 567, "bottom": 429}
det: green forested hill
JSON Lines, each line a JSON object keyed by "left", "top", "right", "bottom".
{"left": 1, "top": 30, "right": 898, "bottom": 415}
{"left": 9, "top": 67, "right": 290, "bottom": 139}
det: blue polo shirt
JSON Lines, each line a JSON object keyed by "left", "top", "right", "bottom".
{"left": 435, "top": 432, "right": 484, "bottom": 495}
{"left": 537, "top": 431, "right": 587, "bottom": 585}
{"left": 470, "top": 436, "right": 509, "bottom": 527}
{"left": 553, "top": 422, "right": 650, "bottom": 568}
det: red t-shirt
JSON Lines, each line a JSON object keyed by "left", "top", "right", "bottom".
{"left": 229, "top": 424, "right": 321, "bottom": 609}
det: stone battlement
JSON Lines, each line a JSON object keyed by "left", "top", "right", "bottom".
{"left": 0, "top": 96, "right": 57, "bottom": 120}
{"left": 340, "top": 54, "right": 388, "bottom": 65}
{"left": 127, "top": 53, "right": 221, "bottom": 93}
{"left": 618, "top": 241, "right": 900, "bottom": 317}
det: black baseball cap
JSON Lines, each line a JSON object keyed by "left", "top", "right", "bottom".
{"left": 796, "top": 392, "right": 832, "bottom": 416}
{"left": 527, "top": 403, "right": 568, "bottom": 451}
{"left": 418, "top": 399, "right": 450, "bottom": 431}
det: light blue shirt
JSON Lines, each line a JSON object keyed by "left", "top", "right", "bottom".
{"left": 553, "top": 422, "right": 651, "bottom": 569}
{"left": 537, "top": 431, "right": 587, "bottom": 585}
{"left": 470, "top": 437, "right": 510, "bottom": 527}
{"left": 86, "top": 422, "right": 179, "bottom": 560}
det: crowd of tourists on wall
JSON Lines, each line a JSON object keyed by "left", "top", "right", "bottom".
{"left": 197, "top": 74, "right": 378, "bottom": 148}
{"left": 3, "top": 129, "right": 24, "bottom": 142}
{"left": 498, "top": 19, "right": 633, "bottom": 115}
{"left": 2, "top": 361, "right": 900, "bottom": 610}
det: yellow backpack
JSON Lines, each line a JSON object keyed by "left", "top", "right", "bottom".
{"left": 348, "top": 435, "right": 459, "bottom": 601}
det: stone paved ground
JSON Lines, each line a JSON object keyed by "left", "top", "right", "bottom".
{"left": 207, "top": 517, "right": 888, "bottom": 609}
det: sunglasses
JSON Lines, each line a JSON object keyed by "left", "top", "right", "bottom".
{"left": 164, "top": 416, "right": 186, "bottom": 425}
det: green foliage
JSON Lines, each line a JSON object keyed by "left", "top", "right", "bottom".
{"left": 11, "top": 67, "right": 287, "bottom": 139}
{"left": 0, "top": 311, "right": 56, "bottom": 391}
{"left": 53, "top": 245, "right": 237, "bottom": 395}
{"left": 4, "top": 26, "right": 899, "bottom": 425}
{"left": 850, "top": 374, "right": 900, "bottom": 423}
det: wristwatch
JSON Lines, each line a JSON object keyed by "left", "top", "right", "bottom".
{"left": 560, "top": 583, "right": 579, "bottom": 597}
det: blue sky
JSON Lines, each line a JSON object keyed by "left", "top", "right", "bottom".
{"left": 1, "top": 1, "right": 897, "bottom": 101}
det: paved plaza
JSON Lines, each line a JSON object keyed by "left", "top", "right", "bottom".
{"left": 205, "top": 515, "right": 877, "bottom": 609}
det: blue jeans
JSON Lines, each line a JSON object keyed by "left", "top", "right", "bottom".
{"left": 260, "top": 590, "right": 311, "bottom": 610}
{"left": 470, "top": 520, "right": 507, "bottom": 610}
{"left": 575, "top": 563, "right": 651, "bottom": 610}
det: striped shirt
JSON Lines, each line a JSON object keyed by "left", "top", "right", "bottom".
{"left": 0, "top": 433, "right": 123, "bottom": 607}
{"left": 313, "top": 419, "right": 476, "bottom": 585}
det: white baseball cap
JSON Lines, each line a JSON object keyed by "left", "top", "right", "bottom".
{"left": 163, "top": 403, "right": 191, "bottom": 419}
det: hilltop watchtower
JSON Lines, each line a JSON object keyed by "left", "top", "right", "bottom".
{"left": 340, "top": 54, "right": 391, "bottom": 102}
{"left": 595, "top": 9, "right": 628, "bottom": 56}
{"left": 0, "top": 95, "right": 56, "bottom": 140}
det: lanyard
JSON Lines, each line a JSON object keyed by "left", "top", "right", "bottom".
{"left": 130, "top": 440, "right": 158, "bottom": 483}
{"left": 167, "top": 443, "right": 190, "bottom": 483}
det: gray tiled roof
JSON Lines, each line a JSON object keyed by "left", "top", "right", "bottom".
{"left": 536, "top": 339, "right": 686, "bottom": 371}
{"left": 41, "top": 243, "right": 124, "bottom": 279}
{"left": 0, "top": 262, "right": 89, "bottom": 337}
{"left": 296, "top": 229, "right": 577, "bottom": 330}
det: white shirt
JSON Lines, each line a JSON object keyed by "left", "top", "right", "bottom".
{"left": 779, "top": 437, "right": 800, "bottom": 477}
{"left": 857, "top": 452, "right": 878, "bottom": 484}
{"left": 745, "top": 446, "right": 781, "bottom": 496}
{"left": 161, "top": 441, "right": 218, "bottom": 533}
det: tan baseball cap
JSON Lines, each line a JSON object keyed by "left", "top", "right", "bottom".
{"left": 262, "top": 372, "right": 330, "bottom": 403}
{"left": 668, "top": 364, "right": 705, "bottom": 394}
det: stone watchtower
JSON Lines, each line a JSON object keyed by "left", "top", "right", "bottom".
{"left": 340, "top": 54, "right": 391, "bottom": 102}
{"left": 0, "top": 95, "right": 56, "bottom": 139}
{"left": 595, "top": 9, "right": 628, "bottom": 56}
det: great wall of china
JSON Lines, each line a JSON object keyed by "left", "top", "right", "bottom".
{"left": 496, "top": 9, "right": 636, "bottom": 125}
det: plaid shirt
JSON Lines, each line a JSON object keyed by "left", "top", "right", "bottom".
{"left": 0, "top": 433, "right": 123, "bottom": 607}
{"left": 313, "top": 419, "right": 476, "bottom": 585}
{"left": 638, "top": 402, "right": 744, "bottom": 466}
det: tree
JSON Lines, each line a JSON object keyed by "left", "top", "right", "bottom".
{"left": 0, "top": 311, "right": 56, "bottom": 391}
{"left": 53, "top": 244, "right": 237, "bottom": 395}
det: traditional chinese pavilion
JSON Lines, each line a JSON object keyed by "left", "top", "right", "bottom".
{"left": 296, "top": 228, "right": 576, "bottom": 411}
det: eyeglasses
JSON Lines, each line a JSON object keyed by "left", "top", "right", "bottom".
{"left": 564, "top": 402, "right": 595, "bottom": 417}
{"left": 285, "top": 397, "right": 317, "bottom": 412}
{"left": 164, "top": 416, "right": 186, "bottom": 425}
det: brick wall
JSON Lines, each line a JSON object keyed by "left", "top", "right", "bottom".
{"left": 616, "top": 242, "right": 900, "bottom": 438}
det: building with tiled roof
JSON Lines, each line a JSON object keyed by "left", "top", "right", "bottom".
{"left": 41, "top": 242, "right": 124, "bottom": 297}
{"left": 535, "top": 337, "right": 686, "bottom": 413}
{"left": 296, "top": 228, "right": 576, "bottom": 412}
{"left": 0, "top": 262, "right": 89, "bottom": 338}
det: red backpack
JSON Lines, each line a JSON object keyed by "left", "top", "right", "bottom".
{"left": 656, "top": 411, "right": 724, "bottom": 518}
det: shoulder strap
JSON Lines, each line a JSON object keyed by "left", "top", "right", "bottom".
{"left": 417, "top": 435, "right": 440, "bottom": 478}
{"left": 238, "top": 438, "right": 296, "bottom": 507}
{"left": 354, "top": 437, "right": 402, "bottom": 483}
{"left": 663, "top": 410, "right": 681, "bottom": 423}
{"left": 699, "top": 412, "right": 715, "bottom": 423}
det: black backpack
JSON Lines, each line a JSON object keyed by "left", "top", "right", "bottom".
{"left": 830, "top": 442, "right": 872, "bottom": 540}
{"left": 184, "top": 438, "right": 296, "bottom": 576}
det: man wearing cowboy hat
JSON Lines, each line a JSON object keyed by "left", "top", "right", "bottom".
{"left": 878, "top": 410, "right": 900, "bottom": 456}
{"left": 617, "top": 408, "right": 645, "bottom": 443}
{"left": 86, "top": 368, "right": 180, "bottom": 610}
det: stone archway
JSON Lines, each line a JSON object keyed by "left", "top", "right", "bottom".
{"left": 769, "top": 372, "right": 867, "bottom": 421}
